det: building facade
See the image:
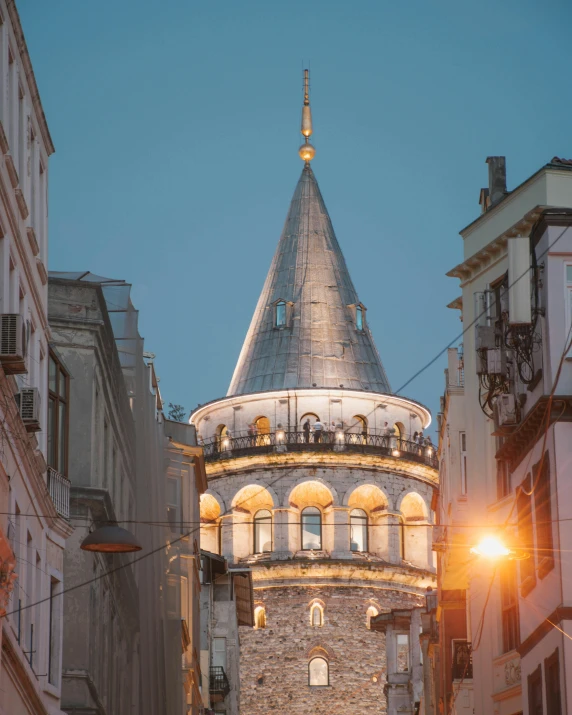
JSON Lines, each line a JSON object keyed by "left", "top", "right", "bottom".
{"left": 0, "top": 2, "right": 73, "bottom": 714}
{"left": 192, "top": 77, "right": 437, "bottom": 715}
{"left": 164, "top": 419, "right": 207, "bottom": 715}
{"left": 439, "top": 156, "right": 572, "bottom": 715}
{"left": 48, "top": 272, "right": 205, "bottom": 715}
{"left": 199, "top": 551, "right": 254, "bottom": 715}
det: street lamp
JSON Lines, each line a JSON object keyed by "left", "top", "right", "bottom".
{"left": 81, "top": 523, "right": 142, "bottom": 553}
{"left": 470, "top": 534, "right": 529, "bottom": 561}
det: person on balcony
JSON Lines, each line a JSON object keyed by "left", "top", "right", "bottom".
{"left": 313, "top": 419, "right": 324, "bottom": 442}
{"left": 303, "top": 418, "right": 311, "bottom": 443}
{"left": 248, "top": 422, "right": 257, "bottom": 446}
{"left": 329, "top": 421, "right": 337, "bottom": 443}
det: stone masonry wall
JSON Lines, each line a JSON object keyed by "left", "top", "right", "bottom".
{"left": 239, "top": 585, "right": 423, "bottom": 714}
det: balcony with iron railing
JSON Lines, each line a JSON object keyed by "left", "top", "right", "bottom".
{"left": 47, "top": 466, "right": 71, "bottom": 520}
{"left": 201, "top": 430, "right": 438, "bottom": 469}
{"left": 209, "top": 665, "right": 230, "bottom": 702}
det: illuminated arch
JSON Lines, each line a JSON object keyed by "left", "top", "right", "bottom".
{"left": 286, "top": 479, "right": 338, "bottom": 509}
{"left": 254, "top": 605, "right": 266, "bottom": 629}
{"left": 231, "top": 484, "right": 276, "bottom": 514}
{"left": 366, "top": 605, "right": 379, "bottom": 629}
{"left": 345, "top": 483, "right": 388, "bottom": 513}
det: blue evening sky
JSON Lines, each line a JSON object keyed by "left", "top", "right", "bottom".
{"left": 19, "top": 0, "right": 572, "bottom": 431}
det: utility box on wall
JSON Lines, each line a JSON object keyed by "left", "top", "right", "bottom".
{"left": 508, "top": 236, "right": 532, "bottom": 325}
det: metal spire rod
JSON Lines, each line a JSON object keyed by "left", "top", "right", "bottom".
{"left": 299, "top": 69, "right": 316, "bottom": 163}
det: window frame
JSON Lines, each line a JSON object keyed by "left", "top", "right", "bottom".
{"left": 356, "top": 305, "right": 364, "bottom": 331}
{"left": 527, "top": 665, "right": 543, "bottom": 715}
{"left": 517, "top": 475, "right": 536, "bottom": 597}
{"left": 310, "top": 604, "right": 323, "bottom": 627}
{"left": 460, "top": 432, "right": 467, "bottom": 496}
{"left": 48, "top": 576, "right": 61, "bottom": 686}
{"left": 350, "top": 508, "right": 368, "bottom": 552}
{"left": 500, "top": 561, "right": 520, "bottom": 653}
{"left": 396, "top": 632, "right": 410, "bottom": 673}
{"left": 564, "top": 263, "right": 572, "bottom": 357}
{"left": 545, "top": 648, "right": 561, "bottom": 715}
{"left": 253, "top": 509, "right": 272, "bottom": 554}
{"left": 533, "top": 452, "right": 554, "bottom": 578}
{"left": 275, "top": 300, "right": 287, "bottom": 328}
{"left": 308, "top": 656, "right": 329, "bottom": 687}
{"left": 166, "top": 476, "right": 182, "bottom": 535}
{"left": 301, "top": 507, "right": 322, "bottom": 551}
{"left": 47, "top": 349, "right": 69, "bottom": 477}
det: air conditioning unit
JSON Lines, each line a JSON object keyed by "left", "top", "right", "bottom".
{"left": 0, "top": 314, "right": 27, "bottom": 374}
{"left": 16, "top": 388, "right": 41, "bottom": 432}
{"left": 497, "top": 394, "right": 517, "bottom": 426}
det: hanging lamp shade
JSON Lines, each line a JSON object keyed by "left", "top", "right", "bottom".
{"left": 80, "top": 524, "right": 142, "bottom": 553}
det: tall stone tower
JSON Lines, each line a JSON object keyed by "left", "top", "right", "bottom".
{"left": 192, "top": 72, "right": 438, "bottom": 715}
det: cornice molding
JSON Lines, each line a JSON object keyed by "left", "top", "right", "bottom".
{"left": 206, "top": 450, "right": 438, "bottom": 486}
{"left": 447, "top": 208, "right": 544, "bottom": 286}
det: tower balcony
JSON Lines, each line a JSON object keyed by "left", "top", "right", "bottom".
{"left": 201, "top": 430, "right": 438, "bottom": 469}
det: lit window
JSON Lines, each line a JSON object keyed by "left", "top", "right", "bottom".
{"left": 366, "top": 606, "right": 378, "bottom": 630}
{"left": 308, "top": 657, "right": 328, "bottom": 686}
{"left": 350, "top": 509, "right": 368, "bottom": 552}
{"left": 396, "top": 634, "right": 410, "bottom": 672}
{"left": 254, "top": 510, "right": 272, "bottom": 553}
{"left": 276, "top": 301, "right": 286, "bottom": 327}
{"left": 47, "top": 351, "right": 69, "bottom": 476}
{"left": 310, "top": 604, "right": 323, "bottom": 627}
{"left": 301, "top": 507, "right": 321, "bottom": 550}
{"left": 500, "top": 562, "right": 520, "bottom": 653}
{"left": 356, "top": 305, "right": 364, "bottom": 331}
{"left": 254, "top": 606, "right": 266, "bottom": 629}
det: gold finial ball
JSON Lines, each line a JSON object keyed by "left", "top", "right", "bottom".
{"left": 299, "top": 142, "right": 316, "bottom": 162}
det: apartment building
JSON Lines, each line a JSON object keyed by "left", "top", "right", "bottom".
{"left": 438, "top": 155, "right": 572, "bottom": 715}
{"left": 0, "top": 2, "right": 73, "bottom": 713}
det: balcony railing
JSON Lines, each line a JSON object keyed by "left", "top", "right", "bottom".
{"left": 47, "top": 467, "right": 71, "bottom": 520}
{"left": 201, "top": 430, "right": 438, "bottom": 469}
{"left": 210, "top": 665, "right": 230, "bottom": 701}
{"left": 452, "top": 640, "right": 473, "bottom": 680}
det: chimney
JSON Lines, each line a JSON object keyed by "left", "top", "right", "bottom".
{"left": 486, "top": 156, "right": 507, "bottom": 207}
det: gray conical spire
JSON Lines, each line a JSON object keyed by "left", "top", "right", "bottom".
{"left": 227, "top": 164, "right": 391, "bottom": 396}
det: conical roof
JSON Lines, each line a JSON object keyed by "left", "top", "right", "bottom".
{"left": 227, "top": 164, "right": 391, "bottom": 396}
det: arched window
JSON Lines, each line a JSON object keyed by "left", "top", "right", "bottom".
{"left": 255, "top": 416, "right": 270, "bottom": 435}
{"left": 276, "top": 301, "right": 286, "bottom": 327}
{"left": 366, "top": 606, "right": 379, "bottom": 630}
{"left": 254, "top": 416, "right": 271, "bottom": 445}
{"left": 254, "top": 509, "right": 272, "bottom": 554}
{"left": 254, "top": 606, "right": 266, "bottom": 629}
{"left": 350, "top": 509, "right": 368, "bottom": 552}
{"left": 356, "top": 305, "right": 364, "bottom": 331}
{"left": 301, "top": 507, "right": 322, "bottom": 550}
{"left": 308, "top": 657, "right": 329, "bottom": 686}
{"left": 216, "top": 424, "right": 230, "bottom": 450}
{"left": 394, "top": 422, "right": 405, "bottom": 443}
{"left": 310, "top": 604, "right": 323, "bottom": 627}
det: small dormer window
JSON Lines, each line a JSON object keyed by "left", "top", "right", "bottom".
{"left": 356, "top": 305, "right": 364, "bottom": 331}
{"left": 273, "top": 299, "right": 293, "bottom": 329}
{"left": 276, "top": 301, "right": 286, "bottom": 327}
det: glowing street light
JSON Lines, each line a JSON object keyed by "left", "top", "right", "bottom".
{"left": 470, "top": 535, "right": 511, "bottom": 559}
